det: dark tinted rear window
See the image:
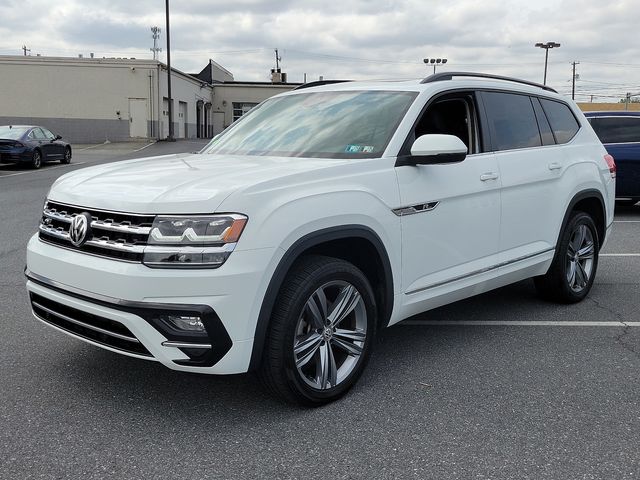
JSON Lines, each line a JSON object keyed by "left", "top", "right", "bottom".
{"left": 482, "top": 92, "right": 541, "bottom": 151}
{"left": 591, "top": 116, "right": 640, "bottom": 144}
{"left": 540, "top": 99, "right": 580, "bottom": 144}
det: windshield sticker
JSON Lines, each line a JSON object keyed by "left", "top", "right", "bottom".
{"left": 345, "top": 145, "right": 374, "bottom": 153}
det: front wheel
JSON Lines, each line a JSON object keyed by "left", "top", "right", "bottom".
{"left": 534, "top": 211, "right": 599, "bottom": 303}
{"left": 258, "top": 255, "right": 377, "bottom": 406}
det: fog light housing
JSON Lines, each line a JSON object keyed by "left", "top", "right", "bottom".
{"left": 159, "top": 314, "right": 205, "bottom": 332}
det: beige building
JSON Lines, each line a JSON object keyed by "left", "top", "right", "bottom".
{"left": 0, "top": 55, "right": 299, "bottom": 143}
{"left": 577, "top": 102, "right": 640, "bottom": 112}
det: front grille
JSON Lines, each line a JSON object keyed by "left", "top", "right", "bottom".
{"left": 30, "top": 293, "right": 152, "bottom": 357}
{"left": 38, "top": 201, "right": 155, "bottom": 262}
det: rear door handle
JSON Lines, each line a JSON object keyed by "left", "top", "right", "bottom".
{"left": 548, "top": 162, "right": 562, "bottom": 171}
{"left": 480, "top": 172, "right": 499, "bottom": 181}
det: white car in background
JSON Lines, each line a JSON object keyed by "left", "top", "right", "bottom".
{"left": 26, "top": 72, "right": 615, "bottom": 405}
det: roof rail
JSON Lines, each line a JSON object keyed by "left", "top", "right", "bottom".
{"left": 293, "top": 80, "right": 352, "bottom": 90}
{"left": 421, "top": 72, "right": 557, "bottom": 93}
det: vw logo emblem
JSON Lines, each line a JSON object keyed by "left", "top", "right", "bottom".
{"left": 69, "top": 212, "right": 92, "bottom": 247}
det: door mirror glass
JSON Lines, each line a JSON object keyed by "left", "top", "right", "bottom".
{"left": 407, "top": 134, "right": 467, "bottom": 165}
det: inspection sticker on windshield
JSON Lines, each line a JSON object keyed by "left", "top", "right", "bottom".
{"left": 345, "top": 145, "right": 374, "bottom": 153}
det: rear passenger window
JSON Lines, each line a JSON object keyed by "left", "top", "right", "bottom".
{"left": 482, "top": 92, "right": 541, "bottom": 151}
{"left": 540, "top": 99, "right": 580, "bottom": 144}
{"left": 591, "top": 117, "right": 640, "bottom": 144}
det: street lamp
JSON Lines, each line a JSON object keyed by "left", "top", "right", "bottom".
{"left": 423, "top": 58, "right": 448, "bottom": 75}
{"left": 534, "top": 42, "right": 561, "bottom": 86}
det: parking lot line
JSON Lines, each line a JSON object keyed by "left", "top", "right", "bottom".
{"left": 601, "top": 253, "right": 640, "bottom": 257}
{"left": 401, "top": 320, "right": 640, "bottom": 327}
{"left": 0, "top": 162, "right": 86, "bottom": 178}
{"left": 613, "top": 221, "right": 640, "bottom": 223}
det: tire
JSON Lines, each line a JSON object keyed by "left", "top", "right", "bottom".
{"left": 61, "top": 147, "right": 72, "bottom": 164}
{"left": 258, "top": 254, "right": 377, "bottom": 406}
{"left": 31, "top": 149, "right": 42, "bottom": 169}
{"left": 534, "top": 211, "right": 599, "bottom": 303}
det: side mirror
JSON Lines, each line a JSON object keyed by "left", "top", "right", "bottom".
{"left": 397, "top": 134, "right": 468, "bottom": 166}
{"left": 55, "top": 134, "right": 62, "bottom": 140}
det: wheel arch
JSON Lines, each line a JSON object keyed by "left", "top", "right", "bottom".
{"left": 248, "top": 225, "right": 394, "bottom": 371}
{"left": 558, "top": 189, "right": 606, "bottom": 251}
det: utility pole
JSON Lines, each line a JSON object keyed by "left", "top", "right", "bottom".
{"left": 625, "top": 92, "right": 631, "bottom": 111}
{"left": 21, "top": 45, "right": 30, "bottom": 56}
{"left": 150, "top": 26, "right": 162, "bottom": 60}
{"left": 165, "top": 0, "right": 175, "bottom": 141}
{"left": 571, "top": 61, "right": 579, "bottom": 100}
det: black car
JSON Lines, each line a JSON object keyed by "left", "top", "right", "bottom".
{"left": 0, "top": 125, "right": 72, "bottom": 169}
{"left": 584, "top": 111, "right": 640, "bottom": 206}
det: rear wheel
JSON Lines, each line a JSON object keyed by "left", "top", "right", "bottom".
{"left": 30, "top": 149, "right": 42, "bottom": 169}
{"left": 258, "top": 255, "right": 377, "bottom": 406}
{"left": 534, "top": 211, "right": 599, "bottom": 303}
{"left": 61, "top": 147, "right": 71, "bottom": 164}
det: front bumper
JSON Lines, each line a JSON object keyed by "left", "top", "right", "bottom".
{"left": 26, "top": 234, "right": 279, "bottom": 374}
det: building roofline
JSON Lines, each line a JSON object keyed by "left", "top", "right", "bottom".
{"left": 217, "top": 81, "right": 302, "bottom": 86}
{"left": 0, "top": 54, "right": 212, "bottom": 88}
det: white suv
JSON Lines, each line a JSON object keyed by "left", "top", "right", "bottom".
{"left": 26, "top": 73, "right": 616, "bottom": 405}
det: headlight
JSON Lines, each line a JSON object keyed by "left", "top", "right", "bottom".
{"left": 142, "top": 214, "right": 247, "bottom": 268}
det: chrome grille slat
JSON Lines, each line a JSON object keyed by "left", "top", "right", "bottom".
{"left": 44, "top": 209, "right": 74, "bottom": 223}
{"left": 32, "top": 301, "right": 140, "bottom": 343}
{"left": 84, "top": 238, "right": 146, "bottom": 253}
{"left": 39, "top": 223, "right": 71, "bottom": 240}
{"left": 91, "top": 221, "right": 151, "bottom": 235}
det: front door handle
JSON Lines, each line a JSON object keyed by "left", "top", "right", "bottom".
{"left": 548, "top": 162, "right": 562, "bottom": 170}
{"left": 480, "top": 172, "right": 499, "bottom": 181}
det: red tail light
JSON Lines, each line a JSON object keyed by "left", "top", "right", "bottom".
{"left": 604, "top": 154, "right": 616, "bottom": 178}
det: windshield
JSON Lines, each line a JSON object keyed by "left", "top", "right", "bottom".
{"left": 203, "top": 90, "right": 418, "bottom": 159}
{"left": 0, "top": 126, "right": 29, "bottom": 140}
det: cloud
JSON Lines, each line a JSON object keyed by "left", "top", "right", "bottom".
{"left": 1, "top": 0, "right": 638, "bottom": 101}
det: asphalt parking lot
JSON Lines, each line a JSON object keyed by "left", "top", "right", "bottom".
{"left": 1, "top": 142, "right": 639, "bottom": 479}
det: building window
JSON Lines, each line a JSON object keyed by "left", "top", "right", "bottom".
{"left": 233, "top": 102, "right": 258, "bottom": 122}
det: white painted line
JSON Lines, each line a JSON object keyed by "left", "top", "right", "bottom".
{"left": 401, "top": 320, "right": 640, "bottom": 327}
{"left": 77, "top": 143, "right": 110, "bottom": 151}
{"left": 132, "top": 142, "right": 155, "bottom": 152}
{"left": 613, "top": 221, "right": 640, "bottom": 223}
{"left": 601, "top": 253, "right": 640, "bottom": 257}
{"left": 0, "top": 162, "right": 86, "bottom": 178}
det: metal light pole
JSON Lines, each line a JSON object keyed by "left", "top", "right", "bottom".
{"left": 535, "top": 42, "right": 561, "bottom": 86}
{"left": 423, "top": 58, "right": 448, "bottom": 75}
{"left": 165, "top": 0, "right": 175, "bottom": 141}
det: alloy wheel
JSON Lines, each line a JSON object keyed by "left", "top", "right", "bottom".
{"left": 293, "top": 281, "right": 367, "bottom": 390}
{"left": 566, "top": 224, "right": 595, "bottom": 292}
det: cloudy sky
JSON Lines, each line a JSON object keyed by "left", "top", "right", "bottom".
{"left": 2, "top": 0, "right": 639, "bottom": 102}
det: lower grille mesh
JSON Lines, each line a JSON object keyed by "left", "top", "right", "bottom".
{"left": 30, "top": 293, "right": 152, "bottom": 357}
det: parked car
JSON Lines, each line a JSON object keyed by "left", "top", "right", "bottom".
{"left": 0, "top": 125, "right": 72, "bottom": 169}
{"left": 26, "top": 73, "right": 615, "bottom": 406}
{"left": 584, "top": 111, "right": 640, "bottom": 206}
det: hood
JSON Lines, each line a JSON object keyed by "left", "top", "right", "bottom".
{"left": 49, "top": 153, "right": 348, "bottom": 213}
